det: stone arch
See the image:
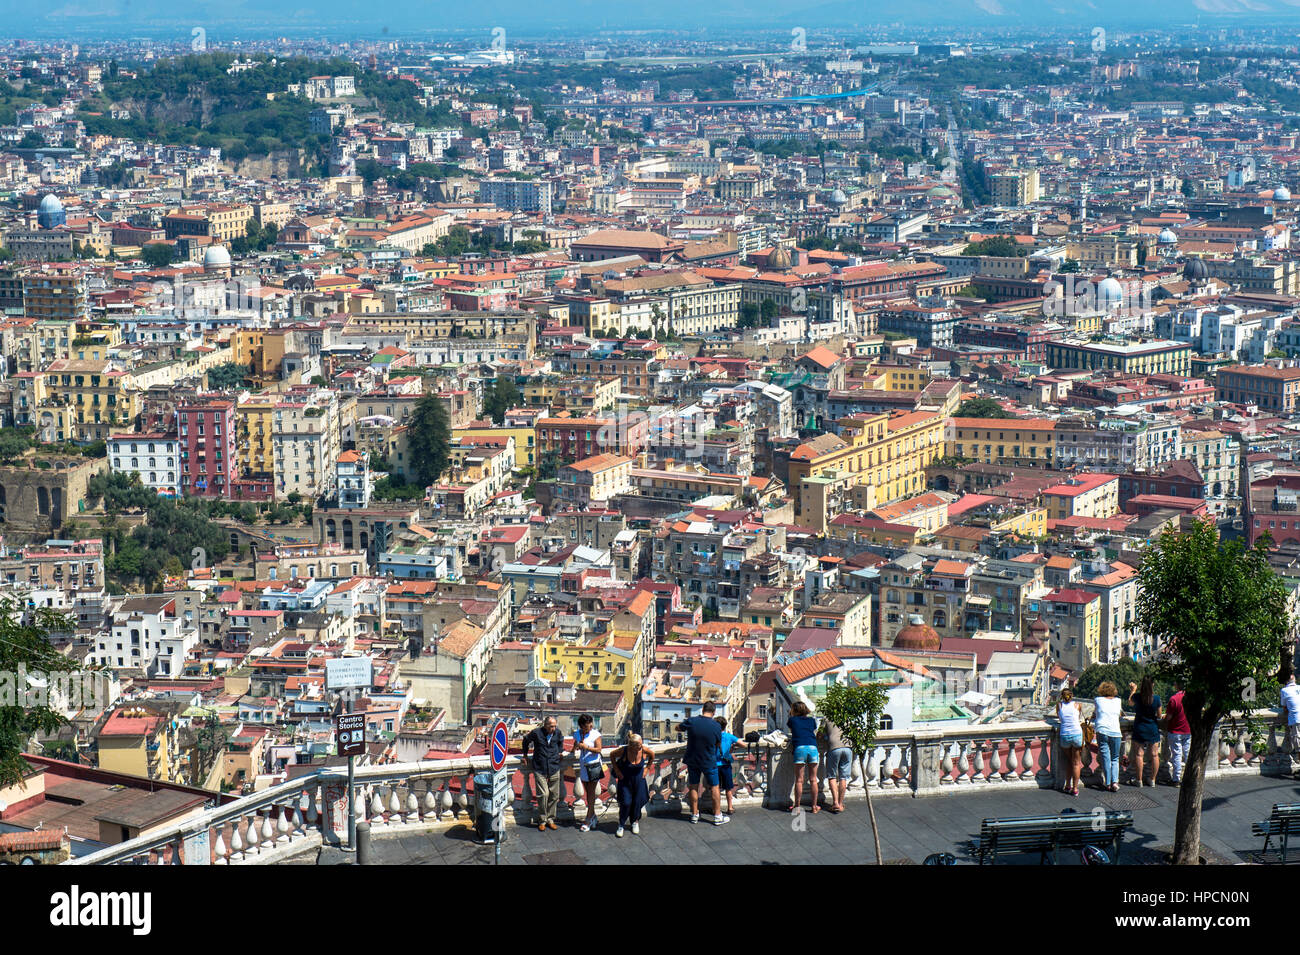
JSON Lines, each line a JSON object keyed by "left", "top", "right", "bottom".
{"left": 50, "top": 487, "right": 63, "bottom": 528}
{"left": 325, "top": 518, "right": 337, "bottom": 542}
{"left": 37, "top": 486, "right": 49, "bottom": 516}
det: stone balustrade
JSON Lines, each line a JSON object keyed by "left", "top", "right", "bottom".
{"left": 65, "top": 710, "right": 1296, "bottom": 865}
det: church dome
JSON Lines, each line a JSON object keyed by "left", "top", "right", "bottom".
{"left": 1096, "top": 276, "right": 1125, "bottom": 309}
{"left": 828, "top": 188, "right": 848, "bottom": 206}
{"left": 1158, "top": 228, "right": 1178, "bottom": 244}
{"left": 1274, "top": 185, "right": 1292, "bottom": 202}
{"left": 203, "top": 244, "right": 232, "bottom": 272}
{"left": 36, "top": 193, "right": 65, "bottom": 230}
{"left": 894, "top": 614, "right": 942, "bottom": 652}
{"left": 1183, "top": 256, "right": 1209, "bottom": 281}
{"left": 767, "top": 245, "right": 793, "bottom": 270}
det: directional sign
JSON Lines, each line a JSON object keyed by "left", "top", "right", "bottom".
{"left": 490, "top": 719, "right": 509, "bottom": 771}
{"left": 326, "top": 657, "right": 373, "bottom": 691}
{"left": 335, "top": 712, "right": 366, "bottom": 758}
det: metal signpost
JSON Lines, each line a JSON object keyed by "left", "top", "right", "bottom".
{"left": 490, "top": 718, "right": 509, "bottom": 865}
{"left": 327, "top": 657, "right": 373, "bottom": 852}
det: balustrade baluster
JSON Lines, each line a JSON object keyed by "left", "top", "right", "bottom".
{"left": 457, "top": 775, "right": 472, "bottom": 816}
{"left": 940, "top": 743, "right": 954, "bottom": 784}
{"left": 957, "top": 742, "right": 971, "bottom": 783}
{"left": 422, "top": 779, "right": 438, "bottom": 821}
{"left": 972, "top": 739, "right": 986, "bottom": 782}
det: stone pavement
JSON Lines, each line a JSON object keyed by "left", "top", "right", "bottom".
{"left": 302, "top": 771, "right": 1300, "bottom": 865}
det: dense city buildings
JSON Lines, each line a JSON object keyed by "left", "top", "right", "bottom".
{"left": 3, "top": 16, "right": 1300, "bottom": 883}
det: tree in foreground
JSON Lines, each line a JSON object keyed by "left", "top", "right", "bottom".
{"left": 815, "top": 681, "right": 890, "bottom": 864}
{"left": 0, "top": 603, "right": 83, "bottom": 786}
{"left": 407, "top": 394, "right": 451, "bottom": 488}
{"left": 1136, "top": 521, "right": 1292, "bottom": 865}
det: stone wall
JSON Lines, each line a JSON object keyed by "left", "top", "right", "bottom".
{"left": 0, "top": 456, "right": 106, "bottom": 538}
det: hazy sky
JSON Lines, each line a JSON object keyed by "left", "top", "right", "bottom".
{"left": 3, "top": 0, "right": 1299, "bottom": 37}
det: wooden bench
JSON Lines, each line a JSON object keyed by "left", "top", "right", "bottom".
{"left": 971, "top": 811, "right": 1133, "bottom": 865}
{"left": 1252, "top": 804, "right": 1300, "bottom": 863}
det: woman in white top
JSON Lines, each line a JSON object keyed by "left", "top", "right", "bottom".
{"left": 573, "top": 713, "right": 603, "bottom": 832}
{"left": 1093, "top": 681, "right": 1125, "bottom": 792}
{"left": 1056, "top": 687, "right": 1084, "bottom": 796}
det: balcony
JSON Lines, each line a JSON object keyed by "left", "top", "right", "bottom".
{"left": 65, "top": 714, "right": 1291, "bottom": 866}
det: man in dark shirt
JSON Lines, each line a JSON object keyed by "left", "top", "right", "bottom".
{"left": 522, "top": 716, "right": 564, "bottom": 831}
{"left": 679, "top": 701, "right": 728, "bottom": 826}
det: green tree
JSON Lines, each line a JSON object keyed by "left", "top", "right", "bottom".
{"left": 0, "top": 603, "right": 83, "bottom": 786}
{"left": 1075, "top": 657, "right": 1148, "bottom": 701}
{"left": 815, "top": 681, "right": 890, "bottom": 864}
{"left": 141, "top": 243, "right": 176, "bottom": 268}
{"left": 956, "top": 397, "right": 1013, "bottom": 419}
{"left": 482, "top": 377, "right": 522, "bottom": 425}
{"left": 962, "top": 235, "right": 1025, "bottom": 257}
{"left": 760, "top": 298, "right": 778, "bottom": 323}
{"left": 407, "top": 394, "right": 451, "bottom": 487}
{"left": 207, "top": 361, "right": 251, "bottom": 391}
{"left": 1059, "top": 259, "right": 1081, "bottom": 274}
{"left": 738, "top": 301, "right": 761, "bottom": 329}
{"left": 1137, "top": 520, "right": 1292, "bottom": 865}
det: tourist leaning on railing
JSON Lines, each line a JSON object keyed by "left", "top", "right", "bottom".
{"left": 1164, "top": 680, "right": 1191, "bottom": 785}
{"left": 522, "top": 715, "right": 564, "bottom": 832}
{"left": 1093, "top": 681, "right": 1124, "bottom": 793}
{"left": 1056, "top": 687, "right": 1083, "bottom": 796}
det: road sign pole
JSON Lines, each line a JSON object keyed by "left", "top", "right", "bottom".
{"left": 490, "top": 717, "right": 508, "bottom": 865}
{"left": 346, "top": 690, "right": 356, "bottom": 851}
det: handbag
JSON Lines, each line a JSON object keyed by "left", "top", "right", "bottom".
{"left": 583, "top": 758, "right": 604, "bottom": 780}
{"left": 1082, "top": 720, "right": 1095, "bottom": 746}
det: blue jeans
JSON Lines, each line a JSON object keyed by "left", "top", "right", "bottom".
{"left": 1097, "top": 732, "right": 1122, "bottom": 786}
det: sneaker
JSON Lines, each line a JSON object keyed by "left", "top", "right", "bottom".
{"left": 616, "top": 826, "right": 625, "bottom": 838}
{"left": 690, "top": 813, "right": 699, "bottom": 824}
{"left": 579, "top": 822, "right": 590, "bottom": 832}
{"left": 631, "top": 822, "right": 640, "bottom": 835}
{"left": 714, "top": 814, "right": 730, "bottom": 826}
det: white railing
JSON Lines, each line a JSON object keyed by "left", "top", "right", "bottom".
{"left": 66, "top": 711, "right": 1291, "bottom": 865}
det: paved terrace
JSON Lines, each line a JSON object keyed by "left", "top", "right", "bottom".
{"left": 297, "top": 771, "right": 1300, "bottom": 866}
{"left": 71, "top": 718, "right": 1300, "bottom": 866}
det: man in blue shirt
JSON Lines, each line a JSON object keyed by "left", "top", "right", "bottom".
{"left": 678, "top": 701, "right": 728, "bottom": 825}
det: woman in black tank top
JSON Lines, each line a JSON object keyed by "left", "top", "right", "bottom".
{"left": 610, "top": 734, "right": 655, "bottom": 836}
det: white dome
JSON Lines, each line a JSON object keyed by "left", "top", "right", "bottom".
{"left": 1096, "top": 277, "right": 1125, "bottom": 308}
{"left": 38, "top": 193, "right": 63, "bottom": 214}
{"left": 203, "top": 245, "right": 232, "bottom": 271}
{"left": 1275, "top": 185, "right": 1292, "bottom": 202}
{"left": 1159, "top": 229, "right": 1178, "bottom": 244}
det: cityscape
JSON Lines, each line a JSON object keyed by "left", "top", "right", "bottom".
{"left": 1, "top": 2, "right": 1300, "bottom": 904}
